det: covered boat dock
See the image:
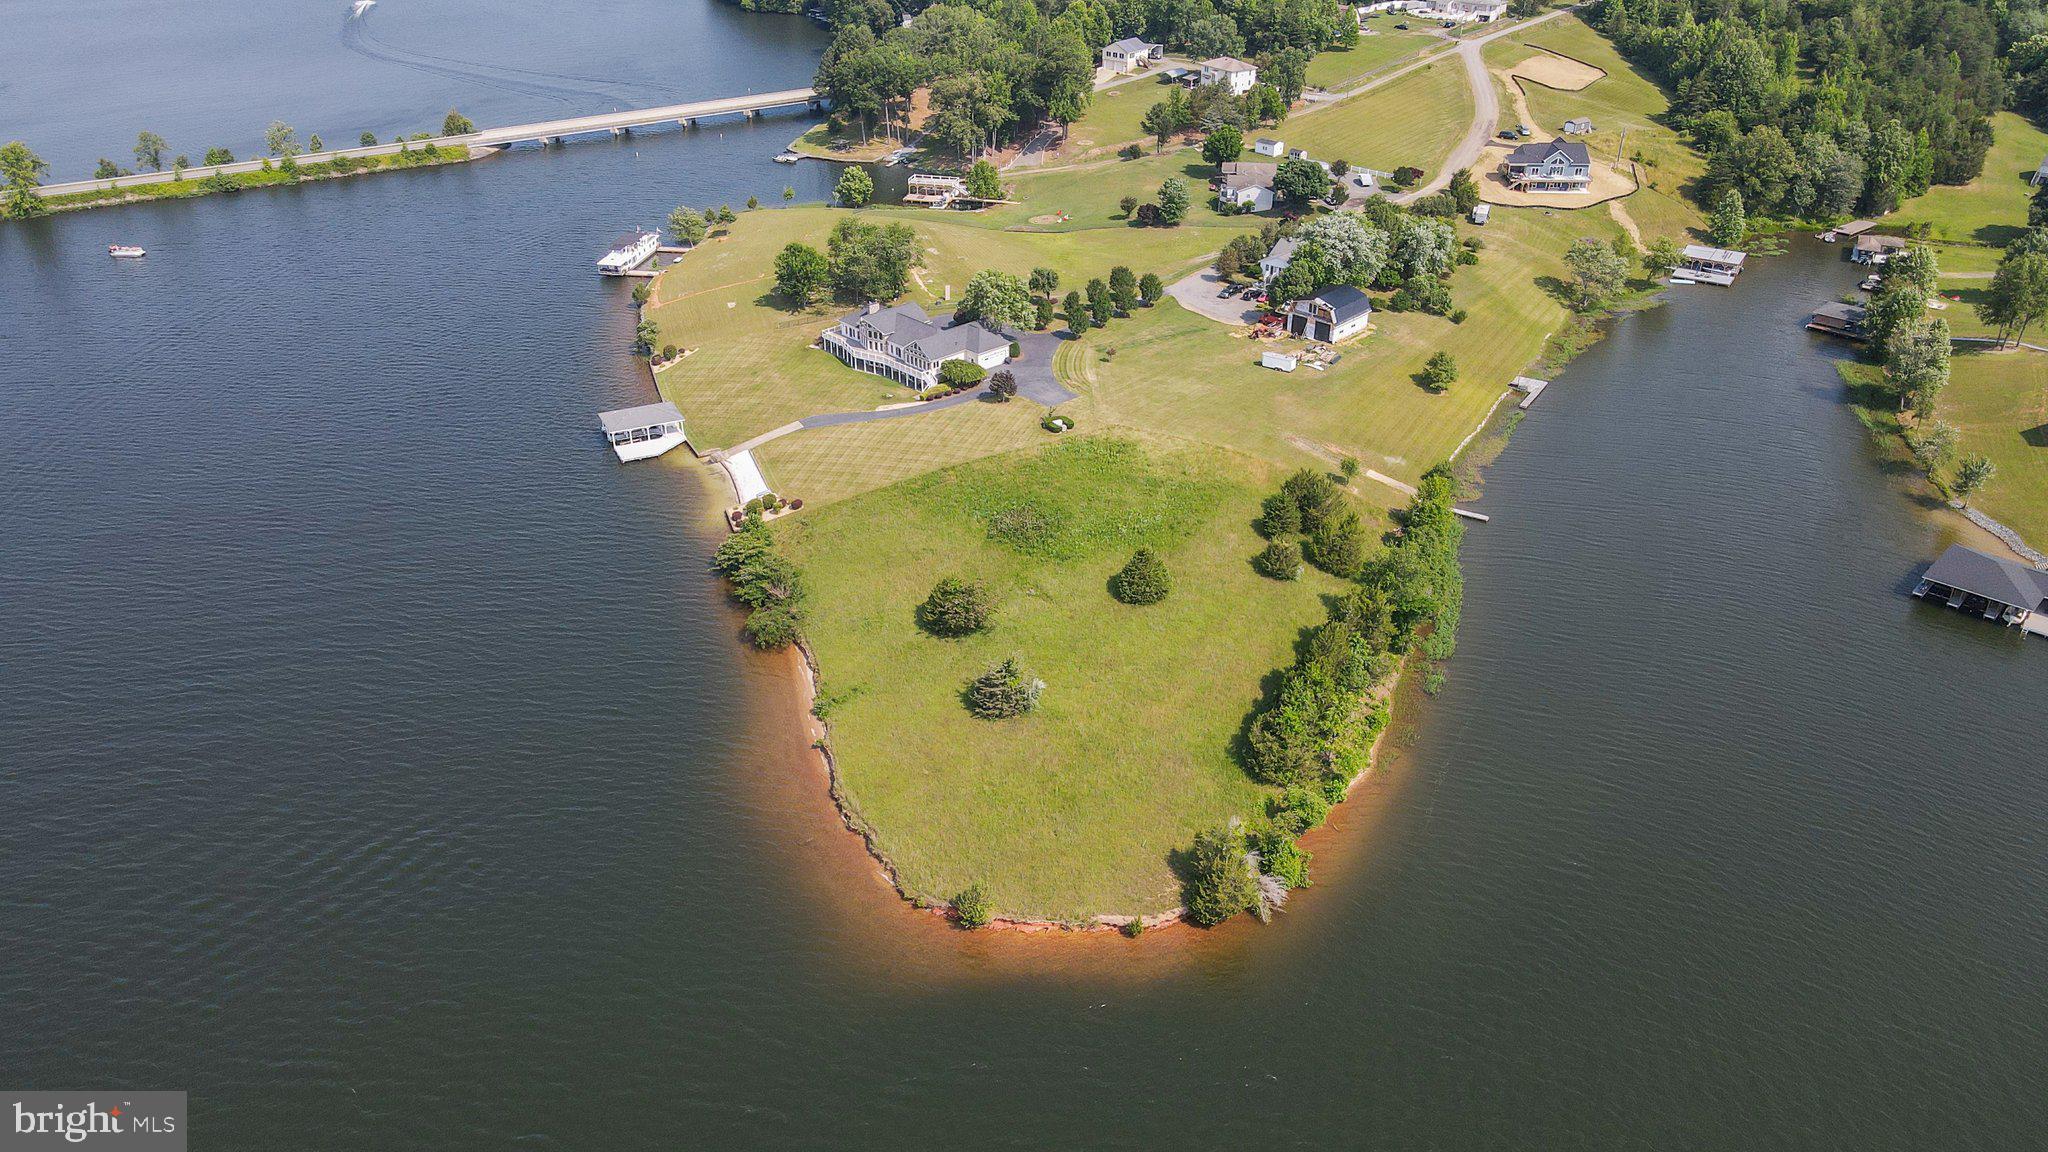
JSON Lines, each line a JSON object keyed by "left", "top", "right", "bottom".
{"left": 598, "top": 401, "right": 688, "bottom": 462}
{"left": 1912, "top": 543, "right": 2048, "bottom": 637}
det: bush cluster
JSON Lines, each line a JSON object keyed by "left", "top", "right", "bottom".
{"left": 952, "top": 883, "right": 994, "bottom": 929}
{"left": 1252, "top": 540, "right": 1302, "bottom": 580}
{"left": 712, "top": 519, "right": 807, "bottom": 650}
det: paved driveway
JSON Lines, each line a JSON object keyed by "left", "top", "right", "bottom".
{"left": 1007, "top": 330, "right": 1078, "bottom": 405}
{"left": 1167, "top": 270, "right": 1263, "bottom": 326}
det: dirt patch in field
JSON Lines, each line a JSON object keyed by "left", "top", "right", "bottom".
{"left": 1509, "top": 49, "right": 1604, "bottom": 92}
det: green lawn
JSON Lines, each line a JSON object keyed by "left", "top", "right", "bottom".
{"left": 1892, "top": 112, "right": 2048, "bottom": 246}
{"left": 1061, "top": 205, "right": 1607, "bottom": 490}
{"left": 1486, "top": 14, "right": 1705, "bottom": 242}
{"left": 753, "top": 398, "right": 1052, "bottom": 507}
{"left": 1064, "top": 75, "right": 1181, "bottom": 153}
{"left": 1282, "top": 58, "right": 1475, "bottom": 180}
{"left": 1305, "top": 18, "right": 1443, "bottom": 91}
{"left": 1939, "top": 347, "right": 2048, "bottom": 548}
{"left": 780, "top": 436, "right": 1344, "bottom": 920}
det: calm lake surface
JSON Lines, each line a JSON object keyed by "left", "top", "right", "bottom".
{"left": 4, "top": 5, "right": 2046, "bottom": 1148}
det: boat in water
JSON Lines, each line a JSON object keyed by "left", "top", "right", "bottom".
{"left": 108, "top": 245, "right": 146, "bottom": 259}
{"left": 350, "top": 0, "right": 376, "bottom": 17}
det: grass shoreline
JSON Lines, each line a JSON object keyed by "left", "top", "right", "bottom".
{"left": 29, "top": 146, "right": 477, "bottom": 214}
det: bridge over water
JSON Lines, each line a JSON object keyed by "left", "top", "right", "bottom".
{"left": 38, "top": 87, "right": 822, "bottom": 198}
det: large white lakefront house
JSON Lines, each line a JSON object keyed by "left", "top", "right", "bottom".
{"left": 821, "top": 301, "right": 1013, "bottom": 390}
{"left": 1501, "top": 138, "right": 1592, "bottom": 192}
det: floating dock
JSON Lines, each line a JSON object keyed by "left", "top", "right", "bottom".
{"left": 1511, "top": 375, "right": 1548, "bottom": 409}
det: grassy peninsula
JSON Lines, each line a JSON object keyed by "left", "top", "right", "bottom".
{"left": 654, "top": 12, "right": 1705, "bottom": 927}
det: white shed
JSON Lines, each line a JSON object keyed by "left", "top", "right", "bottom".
{"left": 1261, "top": 350, "right": 1300, "bottom": 372}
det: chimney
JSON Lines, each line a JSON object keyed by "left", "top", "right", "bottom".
{"left": 865, "top": 301, "right": 881, "bottom": 315}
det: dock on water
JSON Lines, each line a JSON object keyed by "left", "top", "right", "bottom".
{"left": 599, "top": 401, "right": 688, "bottom": 462}
{"left": 1511, "top": 375, "right": 1549, "bottom": 409}
{"left": 1911, "top": 543, "right": 2048, "bottom": 638}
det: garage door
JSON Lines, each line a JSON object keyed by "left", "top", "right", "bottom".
{"left": 1313, "top": 321, "right": 1331, "bottom": 342}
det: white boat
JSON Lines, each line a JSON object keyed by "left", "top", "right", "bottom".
{"left": 773, "top": 151, "right": 801, "bottom": 164}
{"left": 350, "top": 0, "right": 376, "bottom": 16}
{"left": 597, "top": 230, "right": 659, "bottom": 276}
{"left": 108, "top": 244, "right": 146, "bottom": 258}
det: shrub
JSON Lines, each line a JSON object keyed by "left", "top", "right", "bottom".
{"left": 1422, "top": 350, "right": 1458, "bottom": 390}
{"left": 1250, "top": 825, "right": 1312, "bottom": 889}
{"left": 1253, "top": 540, "right": 1303, "bottom": 580}
{"left": 1120, "top": 917, "right": 1145, "bottom": 938}
{"left": 1111, "top": 548, "right": 1170, "bottom": 604}
{"left": 1304, "top": 508, "right": 1369, "bottom": 577}
{"left": 918, "top": 576, "right": 995, "bottom": 636}
{"left": 966, "top": 657, "right": 1043, "bottom": 719}
{"left": 1268, "top": 784, "right": 1333, "bottom": 834}
{"left": 1120, "top": 143, "right": 1143, "bottom": 161}
{"left": 1282, "top": 468, "right": 1340, "bottom": 531}
{"left": 1257, "top": 491, "right": 1301, "bottom": 537}
{"left": 1041, "top": 414, "right": 1074, "bottom": 433}
{"left": 952, "top": 883, "right": 994, "bottom": 928}
{"left": 1183, "top": 823, "right": 1258, "bottom": 926}
{"left": 1119, "top": 194, "right": 1139, "bottom": 217}
{"left": 939, "top": 359, "right": 987, "bottom": 388}
{"left": 742, "top": 604, "right": 802, "bottom": 649}
{"left": 987, "top": 369, "right": 1018, "bottom": 402}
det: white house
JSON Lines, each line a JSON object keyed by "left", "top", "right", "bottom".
{"left": 1500, "top": 138, "right": 1591, "bottom": 192}
{"left": 1260, "top": 237, "right": 1299, "bottom": 282}
{"left": 1101, "top": 37, "right": 1163, "bottom": 73}
{"left": 1563, "top": 116, "right": 1593, "bottom": 135}
{"left": 1285, "top": 285, "right": 1373, "bottom": 342}
{"left": 1253, "top": 137, "right": 1286, "bottom": 158}
{"left": 820, "top": 301, "right": 1012, "bottom": 390}
{"left": 1199, "top": 56, "right": 1259, "bottom": 95}
{"left": 1438, "top": 0, "right": 1509, "bottom": 20}
{"left": 1215, "top": 160, "right": 1276, "bottom": 211}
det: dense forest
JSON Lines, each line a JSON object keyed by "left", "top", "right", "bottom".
{"left": 1595, "top": 0, "right": 2016, "bottom": 219}
{"left": 812, "top": 0, "right": 1353, "bottom": 154}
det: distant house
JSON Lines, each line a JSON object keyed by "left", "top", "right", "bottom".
{"left": 1101, "top": 37, "right": 1163, "bottom": 73}
{"left": 1501, "top": 139, "right": 1592, "bottom": 192}
{"left": 1851, "top": 234, "right": 1909, "bottom": 264}
{"left": 1913, "top": 543, "right": 2048, "bottom": 635}
{"left": 1806, "top": 301, "right": 1868, "bottom": 340}
{"left": 2034, "top": 156, "right": 2048, "bottom": 186}
{"left": 1563, "top": 116, "right": 1594, "bottom": 135}
{"left": 1285, "top": 285, "right": 1373, "bottom": 342}
{"left": 1678, "top": 243, "right": 1746, "bottom": 285}
{"left": 1199, "top": 56, "right": 1260, "bottom": 95}
{"left": 1253, "top": 137, "right": 1286, "bottom": 158}
{"left": 821, "top": 301, "right": 1012, "bottom": 390}
{"left": 1439, "top": 0, "right": 1509, "bottom": 20}
{"left": 1287, "top": 147, "right": 1312, "bottom": 161}
{"left": 1215, "top": 160, "right": 1277, "bottom": 210}
{"left": 1260, "top": 237, "right": 1299, "bottom": 282}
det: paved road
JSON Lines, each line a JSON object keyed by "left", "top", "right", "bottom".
{"left": 1008, "top": 331, "right": 1079, "bottom": 405}
{"left": 38, "top": 88, "right": 817, "bottom": 197}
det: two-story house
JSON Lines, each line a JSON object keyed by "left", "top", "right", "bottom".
{"left": 820, "top": 301, "right": 1013, "bottom": 390}
{"left": 1501, "top": 138, "right": 1592, "bottom": 193}
{"left": 1101, "top": 37, "right": 1164, "bottom": 73}
{"left": 1198, "top": 56, "right": 1259, "bottom": 95}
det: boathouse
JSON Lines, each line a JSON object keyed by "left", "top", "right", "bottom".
{"left": 1806, "top": 301, "right": 1868, "bottom": 340}
{"left": 598, "top": 401, "right": 688, "bottom": 462}
{"left": 904, "top": 173, "right": 970, "bottom": 207}
{"left": 1852, "top": 234, "right": 1908, "bottom": 265}
{"left": 1678, "top": 244, "right": 1746, "bottom": 285}
{"left": 1913, "top": 543, "right": 2048, "bottom": 637}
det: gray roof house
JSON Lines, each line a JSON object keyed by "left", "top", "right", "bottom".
{"left": 1285, "top": 285, "right": 1373, "bottom": 343}
{"left": 1805, "top": 300, "right": 1868, "bottom": 339}
{"left": 1563, "top": 116, "right": 1593, "bottom": 135}
{"left": 2035, "top": 156, "right": 2048, "bottom": 186}
{"left": 1501, "top": 139, "right": 1592, "bottom": 192}
{"left": 821, "top": 301, "right": 1013, "bottom": 390}
{"left": 1101, "top": 37, "right": 1164, "bottom": 72}
{"left": 1914, "top": 543, "right": 2048, "bottom": 634}
{"left": 1260, "top": 237, "right": 1299, "bottom": 281}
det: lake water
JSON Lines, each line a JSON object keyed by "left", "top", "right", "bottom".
{"left": 4, "top": 6, "right": 2046, "bottom": 1148}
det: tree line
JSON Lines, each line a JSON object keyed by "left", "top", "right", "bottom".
{"left": 1597, "top": 0, "right": 2004, "bottom": 220}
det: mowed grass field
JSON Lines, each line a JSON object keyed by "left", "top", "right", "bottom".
{"left": 780, "top": 436, "right": 1344, "bottom": 919}
{"left": 1484, "top": 14, "right": 1704, "bottom": 242}
{"left": 1064, "top": 74, "right": 1182, "bottom": 153}
{"left": 1060, "top": 205, "right": 1604, "bottom": 491}
{"left": 1305, "top": 18, "right": 1444, "bottom": 91}
{"left": 1283, "top": 58, "right": 1474, "bottom": 180}
{"left": 1892, "top": 112, "right": 2048, "bottom": 246}
{"left": 1939, "top": 348, "right": 2048, "bottom": 547}
{"left": 644, "top": 194, "right": 1240, "bottom": 455}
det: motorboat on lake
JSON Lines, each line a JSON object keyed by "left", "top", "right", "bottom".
{"left": 108, "top": 244, "right": 146, "bottom": 258}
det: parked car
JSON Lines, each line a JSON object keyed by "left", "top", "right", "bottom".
{"left": 1394, "top": 21, "right": 1409, "bottom": 28}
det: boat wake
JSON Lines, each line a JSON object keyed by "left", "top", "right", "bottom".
{"left": 338, "top": 11, "right": 691, "bottom": 110}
